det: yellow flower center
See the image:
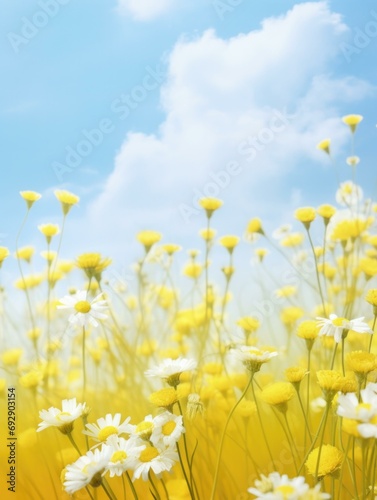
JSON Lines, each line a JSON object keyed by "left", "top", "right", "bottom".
{"left": 75, "top": 301, "right": 91, "bottom": 314}
{"left": 357, "top": 403, "right": 372, "bottom": 413}
{"left": 111, "top": 450, "right": 127, "bottom": 463}
{"left": 332, "top": 317, "right": 347, "bottom": 327}
{"left": 98, "top": 425, "right": 118, "bottom": 442}
{"left": 136, "top": 421, "right": 154, "bottom": 439}
{"left": 139, "top": 447, "right": 159, "bottom": 463}
{"left": 275, "top": 485, "right": 295, "bottom": 497}
{"left": 162, "top": 421, "right": 177, "bottom": 436}
{"left": 57, "top": 411, "right": 71, "bottom": 421}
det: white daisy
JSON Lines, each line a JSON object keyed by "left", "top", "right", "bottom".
{"left": 145, "top": 357, "right": 197, "bottom": 386}
{"left": 37, "top": 398, "right": 86, "bottom": 434}
{"left": 335, "top": 181, "right": 363, "bottom": 207}
{"left": 106, "top": 435, "right": 145, "bottom": 477}
{"left": 248, "top": 472, "right": 329, "bottom": 499}
{"left": 231, "top": 346, "right": 278, "bottom": 372}
{"left": 57, "top": 290, "right": 108, "bottom": 328}
{"left": 64, "top": 445, "right": 112, "bottom": 494}
{"left": 132, "top": 414, "right": 155, "bottom": 442}
{"left": 316, "top": 314, "right": 373, "bottom": 343}
{"left": 83, "top": 413, "right": 133, "bottom": 443}
{"left": 133, "top": 444, "right": 178, "bottom": 481}
{"left": 336, "top": 383, "right": 377, "bottom": 439}
{"left": 150, "top": 411, "right": 185, "bottom": 448}
{"left": 337, "top": 390, "right": 377, "bottom": 422}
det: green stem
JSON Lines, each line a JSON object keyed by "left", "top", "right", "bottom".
{"left": 148, "top": 471, "right": 161, "bottom": 500}
{"left": 314, "top": 404, "right": 331, "bottom": 481}
{"left": 251, "top": 378, "right": 277, "bottom": 470}
{"left": 67, "top": 432, "right": 82, "bottom": 456}
{"left": 368, "top": 315, "right": 376, "bottom": 353}
{"left": 82, "top": 326, "right": 87, "bottom": 399}
{"left": 210, "top": 374, "right": 253, "bottom": 500}
{"left": 126, "top": 471, "right": 139, "bottom": 500}
{"left": 306, "top": 227, "right": 326, "bottom": 316}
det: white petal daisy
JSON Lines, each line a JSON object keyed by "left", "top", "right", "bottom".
{"left": 231, "top": 346, "right": 278, "bottom": 373}
{"left": 145, "top": 357, "right": 197, "bottom": 387}
{"left": 335, "top": 181, "right": 363, "bottom": 207}
{"left": 83, "top": 413, "right": 133, "bottom": 443}
{"left": 150, "top": 411, "right": 185, "bottom": 448}
{"left": 248, "top": 472, "right": 330, "bottom": 499}
{"left": 58, "top": 290, "right": 108, "bottom": 328}
{"left": 106, "top": 435, "right": 145, "bottom": 477}
{"left": 133, "top": 445, "right": 178, "bottom": 481}
{"left": 64, "top": 445, "right": 112, "bottom": 494}
{"left": 336, "top": 383, "right": 377, "bottom": 439}
{"left": 316, "top": 314, "right": 373, "bottom": 344}
{"left": 37, "top": 398, "right": 86, "bottom": 434}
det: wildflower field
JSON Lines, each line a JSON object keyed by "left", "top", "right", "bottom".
{"left": 1, "top": 115, "right": 377, "bottom": 499}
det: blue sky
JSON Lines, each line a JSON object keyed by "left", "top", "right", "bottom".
{"left": 1, "top": 0, "right": 377, "bottom": 281}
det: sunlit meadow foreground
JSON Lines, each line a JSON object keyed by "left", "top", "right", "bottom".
{"left": 1, "top": 115, "right": 377, "bottom": 499}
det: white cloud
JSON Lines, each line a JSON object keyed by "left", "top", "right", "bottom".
{"left": 117, "top": 0, "right": 175, "bottom": 21}
{"left": 78, "top": 1, "right": 373, "bottom": 259}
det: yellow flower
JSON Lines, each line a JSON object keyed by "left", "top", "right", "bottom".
{"left": 306, "top": 445, "right": 343, "bottom": 479}
{"left": 280, "top": 307, "right": 304, "bottom": 328}
{"left": 149, "top": 387, "right": 179, "bottom": 410}
{"left": 254, "top": 248, "right": 268, "bottom": 262}
{"left": 246, "top": 218, "right": 264, "bottom": 235}
{"left": 15, "top": 245, "right": 35, "bottom": 263}
{"left": 14, "top": 274, "right": 44, "bottom": 290}
{"left": 260, "top": 382, "right": 295, "bottom": 412}
{"left": 222, "top": 266, "right": 235, "bottom": 279}
{"left": 280, "top": 233, "right": 304, "bottom": 247}
{"left": 236, "top": 400, "right": 257, "bottom": 418}
{"left": 19, "top": 370, "right": 44, "bottom": 388}
{"left": 57, "top": 260, "right": 75, "bottom": 274}
{"left": 342, "top": 114, "right": 363, "bottom": 133}
{"left": 347, "top": 351, "right": 376, "bottom": 375}
{"left": 317, "top": 370, "right": 343, "bottom": 402}
{"left": 337, "top": 374, "right": 358, "bottom": 394}
{"left": 317, "top": 204, "right": 336, "bottom": 225}
{"left": 285, "top": 366, "right": 307, "bottom": 384}
{"left": 38, "top": 223, "right": 60, "bottom": 244}
{"left": 316, "top": 138, "right": 331, "bottom": 155}
{"left": 218, "top": 235, "right": 240, "bottom": 252}
{"left": 365, "top": 289, "right": 377, "bottom": 315}
{"left": 183, "top": 262, "right": 202, "bottom": 279}
{"left": 161, "top": 244, "right": 182, "bottom": 255}
{"left": 0, "top": 247, "right": 10, "bottom": 267}
{"left": 40, "top": 250, "right": 57, "bottom": 262}
{"left": 20, "top": 190, "right": 42, "bottom": 209}
{"left": 27, "top": 328, "right": 41, "bottom": 341}
{"left": 76, "top": 252, "right": 111, "bottom": 280}
{"left": 198, "top": 197, "right": 223, "bottom": 218}
{"left": 1, "top": 348, "right": 23, "bottom": 366}
{"left": 294, "top": 207, "right": 316, "bottom": 229}
{"left": 275, "top": 286, "right": 297, "bottom": 298}
{"left": 54, "top": 189, "right": 80, "bottom": 215}
{"left": 199, "top": 228, "right": 217, "bottom": 241}
{"left": 237, "top": 316, "right": 260, "bottom": 334}
{"left": 359, "top": 257, "right": 377, "bottom": 280}
{"left": 342, "top": 418, "right": 362, "bottom": 438}
{"left": 136, "top": 230, "right": 162, "bottom": 252}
